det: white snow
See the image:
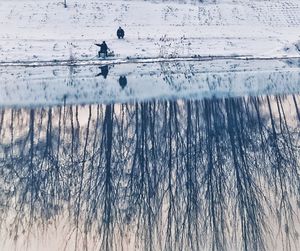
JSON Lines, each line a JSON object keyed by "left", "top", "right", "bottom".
{"left": 0, "top": 0, "right": 300, "bottom": 105}
{"left": 0, "top": 0, "right": 300, "bottom": 63}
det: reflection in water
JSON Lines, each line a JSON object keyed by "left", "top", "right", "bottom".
{"left": 1, "top": 60, "right": 300, "bottom": 107}
{"left": 119, "top": 76, "right": 127, "bottom": 89}
{"left": 0, "top": 95, "right": 300, "bottom": 250}
{"left": 96, "top": 65, "right": 109, "bottom": 79}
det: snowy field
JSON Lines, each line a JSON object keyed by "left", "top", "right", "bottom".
{"left": 0, "top": 0, "right": 300, "bottom": 63}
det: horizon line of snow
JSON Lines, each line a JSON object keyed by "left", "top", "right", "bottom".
{"left": 1, "top": 55, "right": 300, "bottom": 67}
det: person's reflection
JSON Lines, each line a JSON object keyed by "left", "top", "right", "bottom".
{"left": 119, "top": 76, "right": 127, "bottom": 89}
{"left": 96, "top": 65, "right": 109, "bottom": 79}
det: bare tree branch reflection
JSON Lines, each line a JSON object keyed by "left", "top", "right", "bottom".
{"left": 0, "top": 95, "right": 300, "bottom": 251}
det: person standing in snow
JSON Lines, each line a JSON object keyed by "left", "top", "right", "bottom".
{"left": 98, "top": 41, "right": 109, "bottom": 57}
{"left": 117, "top": 27, "right": 125, "bottom": 39}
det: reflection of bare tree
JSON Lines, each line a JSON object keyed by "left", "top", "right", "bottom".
{"left": 0, "top": 95, "right": 300, "bottom": 251}
{"left": 0, "top": 110, "right": 4, "bottom": 137}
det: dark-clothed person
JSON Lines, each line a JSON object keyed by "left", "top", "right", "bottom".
{"left": 98, "top": 41, "right": 108, "bottom": 57}
{"left": 117, "top": 27, "right": 125, "bottom": 39}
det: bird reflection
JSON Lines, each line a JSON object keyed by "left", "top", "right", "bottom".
{"left": 0, "top": 95, "right": 300, "bottom": 251}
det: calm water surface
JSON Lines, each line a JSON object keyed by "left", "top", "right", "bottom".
{"left": 0, "top": 95, "right": 300, "bottom": 250}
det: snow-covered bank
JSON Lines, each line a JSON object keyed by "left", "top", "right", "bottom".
{"left": 1, "top": 55, "right": 300, "bottom": 67}
{"left": 0, "top": 0, "right": 300, "bottom": 63}
{"left": 1, "top": 59, "right": 299, "bottom": 107}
